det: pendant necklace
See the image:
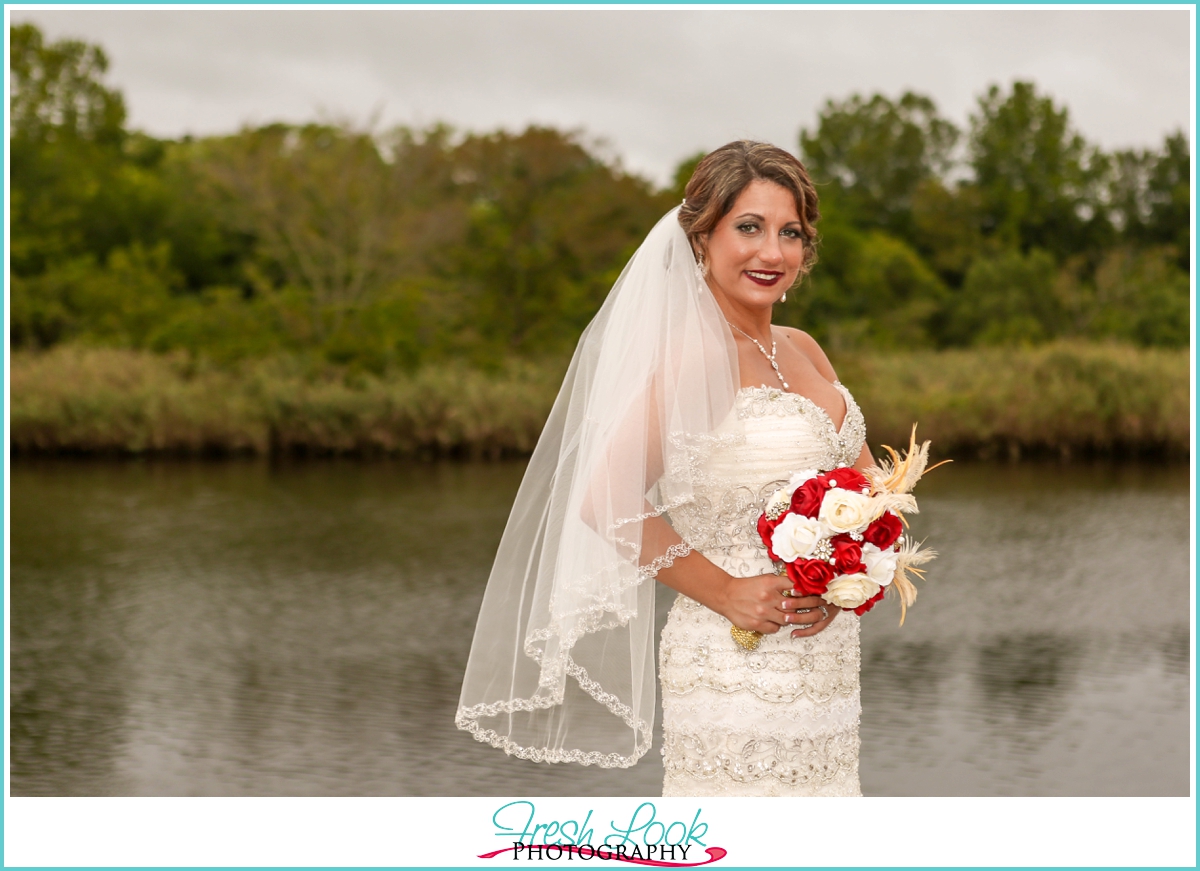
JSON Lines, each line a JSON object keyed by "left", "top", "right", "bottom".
{"left": 729, "top": 323, "right": 789, "bottom": 390}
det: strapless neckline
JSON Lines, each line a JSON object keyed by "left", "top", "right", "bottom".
{"left": 736, "top": 381, "right": 852, "bottom": 437}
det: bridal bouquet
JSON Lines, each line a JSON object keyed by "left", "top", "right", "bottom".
{"left": 735, "top": 429, "right": 945, "bottom": 651}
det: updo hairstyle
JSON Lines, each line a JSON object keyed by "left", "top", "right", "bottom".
{"left": 678, "top": 140, "right": 820, "bottom": 280}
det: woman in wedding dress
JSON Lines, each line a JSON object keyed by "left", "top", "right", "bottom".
{"left": 457, "top": 141, "right": 870, "bottom": 797}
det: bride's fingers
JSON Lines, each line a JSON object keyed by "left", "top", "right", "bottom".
{"left": 790, "top": 604, "right": 838, "bottom": 638}
{"left": 788, "top": 594, "right": 827, "bottom": 609}
{"left": 787, "top": 616, "right": 816, "bottom": 629}
{"left": 779, "top": 603, "right": 820, "bottom": 622}
{"left": 776, "top": 596, "right": 820, "bottom": 616}
{"left": 754, "top": 602, "right": 786, "bottom": 634}
{"left": 732, "top": 609, "right": 781, "bottom": 634}
{"left": 754, "top": 618, "right": 784, "bottom": 635}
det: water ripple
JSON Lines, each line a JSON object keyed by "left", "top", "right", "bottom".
{"left": 10, "top": 458, "right": 1190, "bottom": 796}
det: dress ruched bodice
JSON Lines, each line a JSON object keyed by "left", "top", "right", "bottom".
{"left": 659, "top": 381, "right": 868, "bottom": 797}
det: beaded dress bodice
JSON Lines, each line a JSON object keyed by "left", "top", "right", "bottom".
{"left": 665, "top": 383, "right": 866, "bottom": 578}
{"left": 659, "top": 382, "right": 867, "bottom": 797}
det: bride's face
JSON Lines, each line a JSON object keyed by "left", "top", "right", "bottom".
{"left": 703, "top": 179, "right": 805, "bottom": 311}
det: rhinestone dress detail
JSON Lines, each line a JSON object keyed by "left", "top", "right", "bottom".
{"left": 660, "top": 382, "right": 867, "bottom": 797}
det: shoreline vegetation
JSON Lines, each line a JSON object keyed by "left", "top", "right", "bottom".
{"left": 12, "top": 28, "right": 1190, "bottom": 468}
{"left": 12, "top": 342, "right": 1189, "bottom": 462}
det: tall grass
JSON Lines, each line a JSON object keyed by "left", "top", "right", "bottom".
{"left": 11, "top": 347, "right": 560, "bottom": 459}
{"left": 837, "top": 342, "right": 1190, "bottom": 459}
{"left": 11, "top": 342, "right": 1190, "bottom": 459}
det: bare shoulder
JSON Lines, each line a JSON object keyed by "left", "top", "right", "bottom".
{"left": 776, "top": 326, "right": 839, "bottom": 383}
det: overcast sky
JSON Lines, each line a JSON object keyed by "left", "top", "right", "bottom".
{"left": 11, "top": 7, "right": 1194, "bottom": 186}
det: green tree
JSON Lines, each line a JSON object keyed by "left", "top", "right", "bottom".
{"left": 783, "top": 224, "right": 949, "bottom": 350}
{"left": 191, "top": 122, "right": 427, "bottom": 349}
{"left": 165, "top": 123, "right": 671, "bottom": 368}
{"left": 670, "top": 151, "right": 706, "bottom": 201}
{"left": 909, "top": 179, "right": 989, "bottom": 286}
{"left": 968, "top": 81, "right": 1110, "bottom": 260}
{"left": 946, "top": 249, "right": 1060, "bottom": 346}
{"left": 173, "top": 121, "right": 455, "bottom": 370}
{"left": 800, "top": 92, "right": 959, "bottom": 243}
{"left": 10, "top": 22, "right": 125, "bottom": 145}
{"left": 9, "top": 23, "right": 175, "bottom": 279}
{"left": 11, "top": 24, "right": 1190, "bottom": 367}
{"left": 11, "top": 243, "right": 180, "bottom": 349}
{"left": 1108, "top": 131, "right": 1190, "bottom": 267}
{"left": 1086, "top": 248, "right": 1190, "bottom": 348}
{"left": 441, "top": 127, "right": 673, "bottom": 362}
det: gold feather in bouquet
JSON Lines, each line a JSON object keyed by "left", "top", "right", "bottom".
{"left": 865, "top": 424, "right": 949, "bottom": 625}
{"left": 890, "top": 539, "right": 938, "bottom": 626}
{"left": 870, "top": 492, "right": 918, "bottom": 524}
{"left": 865, "top": 424, "right": 951, "bottom": 497}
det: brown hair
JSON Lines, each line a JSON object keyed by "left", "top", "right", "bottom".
{"left": 678, "top": 140, "right": 820, "bottom": 279}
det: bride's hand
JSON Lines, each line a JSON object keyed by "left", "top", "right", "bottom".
{"left": 785, "top": 594, "right": 840, "bottom": 639}
{"left": 719, "top": 575, "right": 840, "bottom": 636}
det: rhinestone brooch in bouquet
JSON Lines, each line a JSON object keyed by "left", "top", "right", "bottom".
{"left": 730, "top": 427, "right": 947, "bottom": 651}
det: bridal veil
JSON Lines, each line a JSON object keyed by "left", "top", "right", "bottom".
{"left": 456, "top": 207, "right": 742, "bottom": 766}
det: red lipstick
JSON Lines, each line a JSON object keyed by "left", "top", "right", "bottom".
{"left": 744, "top": 270, "right": 783, "bottom": 286}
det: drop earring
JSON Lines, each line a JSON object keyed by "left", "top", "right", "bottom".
{"left": 693, "top": 255, "right": 707, "bottom": 288}
{"left": 781, "top": 292, "right": 787, "bottom": 302}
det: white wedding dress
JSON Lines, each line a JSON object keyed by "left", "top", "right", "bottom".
{"left": 659, "top": 382, "right": 868, "bottom": 796}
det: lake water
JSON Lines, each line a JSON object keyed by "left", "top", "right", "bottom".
{"left": 9, "top": 458, "right": 1191, "bottom": 796}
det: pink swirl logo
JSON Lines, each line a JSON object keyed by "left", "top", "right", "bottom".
{"left": 479, "top": 844, "right": 728, "bottom": 866}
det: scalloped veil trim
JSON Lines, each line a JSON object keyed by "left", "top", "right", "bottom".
{"left": 454, "top": 539, "right": 693, "bottom": 767}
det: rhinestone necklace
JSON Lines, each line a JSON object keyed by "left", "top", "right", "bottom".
{"left": 729, "top": 322, "right": 789, "bottom": 390}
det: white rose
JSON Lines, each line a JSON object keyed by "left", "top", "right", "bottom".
{"left": 787, "top": 469, "right": 820, "bottom": 492}
{"left": 823, "top": 573, "right": 881, "bottom": 610}
{"left": 817, "top": 488, "right": 875, "bottom": 534}
{"left": 861, "top": 542, "right": 898, "bottom": 588}
{"left": 771, "top": 513, "right": 830, "bottom": 562}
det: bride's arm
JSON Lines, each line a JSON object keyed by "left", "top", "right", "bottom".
{"left": 580, "top": 378, "right": 810, "bottom": 637}
{"left": 641, "top": 507, "right": 837, "bottom": 637}
{"left": 641, "top": 513, "right": 794, "bottom": 636}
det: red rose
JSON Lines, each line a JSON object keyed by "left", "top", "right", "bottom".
{"left": 826, "top": 466, "right": 869, "bottom": 493}
{"left": 757, "top": 513, "right": 781, "bottom": 561}
{"left": 863, "top": 512, "right": 903, "bottom": 550}
{"left": 790, "top": 478, "right": 826, "bottom": 518}
{"left": 853, "top": 586, "right": 887, "bottom": 616}
{"left": 786, "top": 558, "right": 836, "bottom": 597}
{"left": 830, "top": 535, "right": 866, "bottom": 575}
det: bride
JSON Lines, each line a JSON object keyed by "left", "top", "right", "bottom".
{"left": 457, "top": 141, "right": 870, "bottom": 797}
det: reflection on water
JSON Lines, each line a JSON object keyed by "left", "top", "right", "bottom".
{"left": 10, "top": 459, "right": 1191, "bottom": 796}
{"left": 857, "top": 461, "right": 1191, "bottom": 797}
{"left": 975, "top": 632, "right": 1079, "bottom": 728}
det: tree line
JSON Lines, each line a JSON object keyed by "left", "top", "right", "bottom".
{"left": 10, "top": 23, "right": 1190, "bottom": 377}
